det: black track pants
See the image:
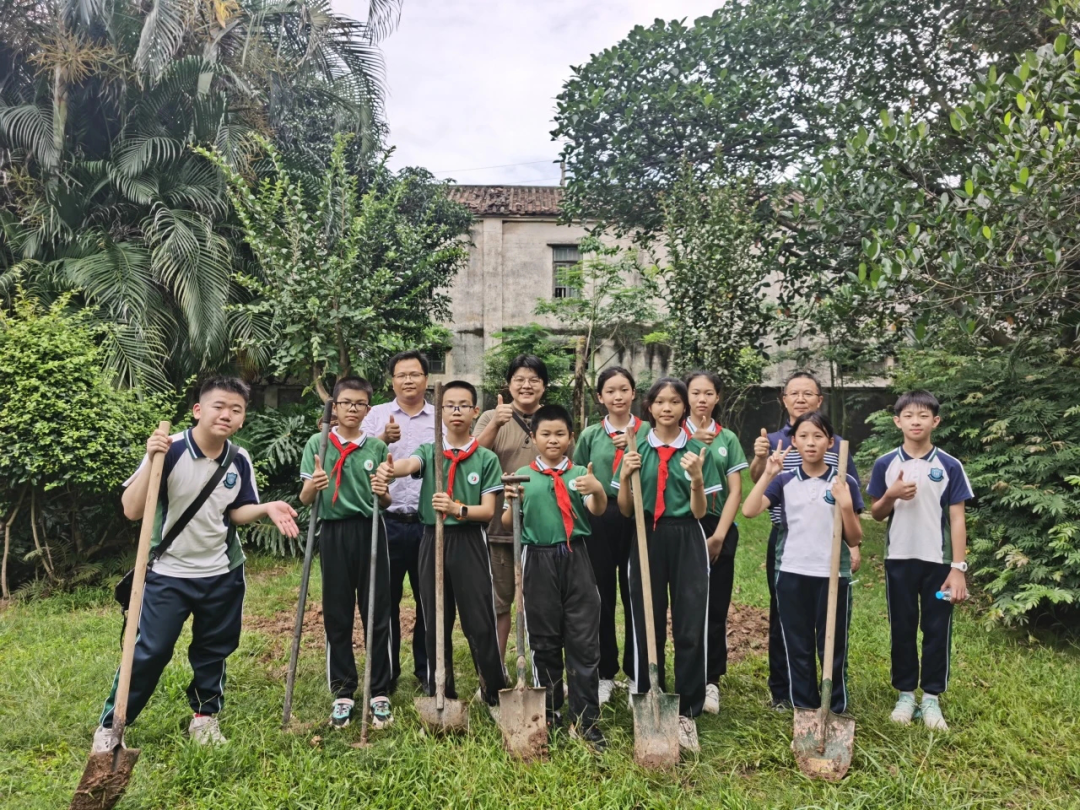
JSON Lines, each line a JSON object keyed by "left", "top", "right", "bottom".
{"left": 521, "top": 540, "right": 602, "bottom": 730}
{"left": 885, "top": 558, "right": 954, "bottom": 695}
{"left": 766, "top": 525, "right": 789, "bottom": 703}
{"left": 775, "top": 570, "right": 851, "bottom": 714}
{"left": 320, "top": 515, "right": 393, "bottom": 702}
{"left": 417, "top": 523, "right": 507, "bottom": 703}
{"left": 384, "top": 516, "right": 428, "bottom": 688}
{"left": 583, "top": 499, "right": 634, "bottom": 680}
{"left": 700, "top": 514, "right": 739, "bottom": 684}
{"left": 627, "top": 516, "right": 709, "bottom": 718}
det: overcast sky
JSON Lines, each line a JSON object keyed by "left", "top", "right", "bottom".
{"left": 336, "top": 0, "right": 722, "bottom": 186}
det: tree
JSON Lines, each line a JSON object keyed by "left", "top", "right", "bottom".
{"left": 552, "top": 0, "right": 1051, "bottom": 239}
{"left": 200, "top": 134, "right": 472, "bottom": 397}
{"left": 0, "top": 293, "right": 171, "bottom": 597}
{"left": 534, "top": 237, "right": 660, "bottom": 425}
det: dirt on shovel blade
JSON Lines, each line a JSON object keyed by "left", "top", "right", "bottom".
{"left": 70, "top": 747, "right": 140, "bottom": 810}
{"left": 630, "top": 692, "right": 680, "bottom": 770}
{"left": 498, "top": 688, "right": 548, "bottom": 762}
{"left": 792, "top": 708, "right": 855, "bottom": 782}
{"left": 414, "top": 695, "right": 470, "bottom": 735}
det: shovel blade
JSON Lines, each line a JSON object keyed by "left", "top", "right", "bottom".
{"left": 70, "top": 747, "right": 141, "bottom": 810}
{"left": 792, "top": 708, "right": 855, "bottom": 781}
{"left": 497, "top": 685, "right": 548, "bottom": 762}
{"left": 414, "top": 695, "right": 470, "bottom": 735}
{"left": 631, "top": 691, "right": 681, "bottom": 770}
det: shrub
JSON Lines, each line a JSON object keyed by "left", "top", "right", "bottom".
{"left": 857, "top": 346, "right": 1080, "bottom": 626}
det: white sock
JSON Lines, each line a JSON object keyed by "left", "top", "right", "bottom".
{"left": 923, "top": 692, "right": 939, "bottom": 702}
{"left": 900, "top": 691, "right": 915, "bottom": 700}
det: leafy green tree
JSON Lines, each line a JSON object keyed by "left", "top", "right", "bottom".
{"left": 0, "top": 294, "right": 172, "bottom": 597}
{"left": 200, "top": 134, "right": 471, "bottom": 398}
{"left": 534, "top": 237, "right": 660, "bottom": 425}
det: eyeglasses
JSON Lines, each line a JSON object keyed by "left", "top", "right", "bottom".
{"left": 335, "top": 400, "right": 370, "bottom": 412}
{"left": 393, "top": 372, "right": 426, "bottom": 381}
{"left": 442, "top": 404, "right": 471, "bottom": 413}
{"left": 510, "top": 376, "right": 543, "bottom": 387}
{"left": 784, "top": 391, "right": 821, "bottom": 402}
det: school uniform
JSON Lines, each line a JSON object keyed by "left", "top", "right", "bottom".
{"left": 868, "top": 446, "right": 972, "bottom": 695}
{"left": 612, "top": 428, "right": 724, "bottom": 718}
{"left": 763, "top": 424, "right": 861, "bottom": 705}
{"left": 571, "top": 416, "right": 640, "bottom": 680}
{"left": 764, "top": 465, "right": 864, "bottom": 714}
{"left": 513, "top": 457, "right": 602, "bottom": 729}
{"left": 300, "top": 429, "right": 392, "bottom": 703}
{"left": 99, "top": 430, "right": 258, "bottom": 729}
{"left": 411, "top": 439, "right": 508, "bottom": 703}
{"left": 685, "top": 419, "right": 749, "bottom": 684}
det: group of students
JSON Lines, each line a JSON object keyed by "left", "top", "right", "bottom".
{"left": 89, "top": 356, "right": 973, "bottom": 761}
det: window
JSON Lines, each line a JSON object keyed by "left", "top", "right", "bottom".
{"left": 428, "top": 348, "right": 446, "bottom": 374}
{"left": 552, "top": 245, "right": 581, "bottom": 298}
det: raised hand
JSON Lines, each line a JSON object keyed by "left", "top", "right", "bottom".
{"left": 753, "top": 427, "right": 771, "bottom": 459}
{"left": 680, "top": 445, "right": 707, "bottom": 485}
{"left": 266, "top": 501, "right": 300, "bottom": 539}
{"left": 384, "top": 414, "right": 401, "bottom": 444}
{"left": 375, "top": 453, "right": 395, "bottom": 486}
{"left": 887, "top": 469, "right": 918, "bottom": 501}
{"left": 493, "top": 394, "right": 514, "bottom": 426}
{"left": 371, "top": 471, "right": 388, "bottom": 498}
{"left": 146, "top": 427, "right": 172, "bottom": 458}
{"left": 831, "top": 474, "right": 853, "bottom": 509}
{"left": 765, "top": 440, "right": 792, "bottom": 477}
{"left": 611, "top": 431, "right": 628, "bottom": 450}
{"left": 311, "top": 454, "right": 330, "bottom": 491}
{"left": 619, "top": 450, "right": 642, "bottom": 481}
{"left": 692, "top": 422, "right": 717, "bottom": 445}
{"left": 577, "top": 461, "right": 603, "bottom": 496}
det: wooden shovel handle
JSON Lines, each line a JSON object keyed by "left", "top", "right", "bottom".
{"left": 113, "top": 420, "right": 171, "bottom": 738}
{"left": 432, "top": 383, "right": 446, "bottom": 710}
{"left": 626, "top": 428, "right": 661, "bottom": 684}
{"left": 820, "top": 440, "right": 849, "bottom": 717}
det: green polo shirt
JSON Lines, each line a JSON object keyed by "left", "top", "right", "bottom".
{"left": 513, "top": 458, "right": 594, "bottom": 546}
{"left": 611, "top": 429, "right": 723, "bottom": 519}
{"left": 411, "top": 440, "right": 504, "bottom": 527}
{"left": 300, "top": 431, "right": 387, "bottom": 520}
{"left": 573, "top": 416, "right": 645, "bottom": 498}
{"left": 684, "top": 420, "right": 749, "bottom": 517}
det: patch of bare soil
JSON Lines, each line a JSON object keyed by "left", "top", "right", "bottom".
{"left": 665, "top": 602, "right": 769, "bottom": 665}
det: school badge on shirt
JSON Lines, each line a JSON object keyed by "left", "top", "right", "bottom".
{"left": 224, "top": 472, "right": 238, "bottom": 489}
{"left": 823, "top": 490, "right": 836, "bottom": 504}
{"left": 467, "top": 472, "right": 480, "bottom": 485}
{"left": 364, "top": 459, "right": 375, "bottom": 471}
{"left": 928, "top": 467, "right": 944, "bottom": 482}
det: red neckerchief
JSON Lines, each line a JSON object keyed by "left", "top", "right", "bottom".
{"left": 531, "top": 459, "right": 574, "bottom": 550}
{"left": 653, "top": 444, "right": 679, "bottom": 529}
{"left": 606, "top": 415, "right": 642, "bottom": 474}
{"left": 443, "top": 439, "right": 479, "bottom": 497}
{"left": 329, "top": 432, "right": 362, "bottom": 504}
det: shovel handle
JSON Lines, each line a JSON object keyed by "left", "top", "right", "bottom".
{"left": 433, "top": 383, "right": 446, "bottom": 711}
{"left": 283, "top": 399, "right": 334, "bottom": 727}
{"left": 359, "top": 499, "right": 381, "bottom": 746}
{"left": 626, "top": 428, "right": 661, "bottom": 694}
{"left": 819, "top": 440, "right": 849, "bottom": 749}
{"left": 503, "top": 474, "right": 530, "bottom": 686}
{"left": 113, "top": 420, "right": 171, "bottom": 741}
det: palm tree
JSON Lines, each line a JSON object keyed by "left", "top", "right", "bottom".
{"left": 1, "top": 0, "right": 402, "bottom": 389}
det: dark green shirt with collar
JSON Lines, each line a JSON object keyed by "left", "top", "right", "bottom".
{"left": 300, "top": 431, "right": 387, "bottom": 520}
{"left": 411, "top": 441, "right": 504, "bottom": 526}
{"left": 513, "top": 457, "right": 594, "bottom": 546}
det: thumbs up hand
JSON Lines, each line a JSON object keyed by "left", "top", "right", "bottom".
{"left": 494, "top": 393, "right": 514, "bottom": 426}
{"left": 578, "top": 461, "right": 604, "bottom": 497}
{"left": 375, "top": 453, "right": 395, "bottom": 486}
{"left": 311, "top": 454, "right": 330, "bottom": 491}
{"left": 887, "top": 468, "right": 918, "bottom": 501}
{"left": 691, "top": 419, "right": 717, "bottom": 446}
{"left": 383, "top": 414, "right": 401, "bottom": 444}
{"left": 753, "top": 427, "right": 771, "bottom": 459}
{"left": 680, "top": 445, "right": 708, "bottom": 486}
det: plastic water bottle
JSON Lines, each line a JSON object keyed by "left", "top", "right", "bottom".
{"left": 936, "top": 589, "right": 952, "bottom": 601}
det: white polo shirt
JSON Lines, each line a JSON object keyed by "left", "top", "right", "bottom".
{"left": 124, "top": 429, "right": 259, "bottom": 578}
{"left": 867, "top": 446, "right": 973, "bottom": 564}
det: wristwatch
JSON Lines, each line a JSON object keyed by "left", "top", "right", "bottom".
{"left": 950, "top": 561, "right": 968, "bottom": 572}
{"left": 458, "top": 503, "right": 469, "bottom": 520}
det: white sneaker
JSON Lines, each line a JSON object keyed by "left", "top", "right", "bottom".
{"left": 475, "top": 688, "right": 499, "bottom": 722}
{"left": 677, "top": 716, "right": 700, "bottom": 753}
{"left": 921, "top": 697, "right": 949, "bottom": 731}
{"left": 92, "top": 725, "right": 116, "bottom": 754}
{"left": 890, "top": 693, "right": 917, "bottom": 725}
{"left": 370, "top": 696, "right": 394, "bottom": 729}
{"left": 188, "top": 715, "right": 227, "bottom": 745}
{"left": 598, "top": 679, "right": 615, "bottom": 706}
{"left": 704, "top": 683, "right": 720, "bottom": 714}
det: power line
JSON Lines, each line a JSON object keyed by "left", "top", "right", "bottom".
{"left": 432, "top": 159, "right": 555, "bottom": 175}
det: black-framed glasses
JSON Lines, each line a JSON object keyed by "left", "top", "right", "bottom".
{"left": 335, "top": 400, "right": 370, "bottom": 412}
{"left": 442, "top": 404, "right": 470, "bottom": 413}
{"left": 393, "top": 372, "right": 426, "bottom": 381}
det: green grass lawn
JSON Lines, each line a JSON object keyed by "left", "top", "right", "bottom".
{"left": 2, "top": 505, "right": 1079, "bottom": 809}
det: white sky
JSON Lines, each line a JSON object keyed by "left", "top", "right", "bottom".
{"left": 337, "top": 0, "right": 723, "bottom": 185}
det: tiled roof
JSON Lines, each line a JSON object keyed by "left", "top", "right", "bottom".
{"left": 447, "top": 185, "right": 564, "bottom": 217}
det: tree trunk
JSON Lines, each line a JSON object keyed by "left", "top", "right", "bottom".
{"left": 29, "top": 489, "right": 56, "bottom": 581}
{"left": 573, "top": 335, "right": 587, "bottom": 431}
{"left": 1, "top": 487, "right": 27, "bottom": 600}
{"left": 52, "top": 63, "right": 67, "bottom": 164}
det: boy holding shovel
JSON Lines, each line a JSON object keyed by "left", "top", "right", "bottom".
{"left": 374, "top": 380, "right": 508, "bottom": 715}
{"left": 300, "top": 376, "right": 393, "bottom": 730}
{"left": 502, "top": 404, "right": 609, "bottom": 751}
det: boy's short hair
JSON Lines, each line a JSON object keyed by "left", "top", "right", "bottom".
{"left": 388, "top": 349, "right": 429, "bottom": 376}
{"left": 333, "top": 376, "right": 374, "bottom": 401}
{"left": 791, "top": 410, "right": 835, "bottom": 440}
{"left": 200, "top": 375, "right": 250, "bottom": 404}
{"left": 442, "top": 379, "right": 477, "bottom": 406}
{"left": 893, "top": 390, "right": 940, "bottom": 417}
{"left": 506, "top": 354, "right": 549, "bottom": 387}
{"left": 530, "top": 404, "right": 573, "bottom": 434}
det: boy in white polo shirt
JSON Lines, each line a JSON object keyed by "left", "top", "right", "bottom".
{"left": 92, "top": 377, "right": 300, "bottom": 750}
{"left": 868, "top": 391, "right": 973, "bottom": 732}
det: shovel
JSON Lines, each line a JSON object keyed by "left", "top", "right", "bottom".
{"left": 415, "top": 382, "right": 469, "bottom": 734}
{"left": 792, "top": 440, "right": 856, "bottom": 782}
{"left": 496, "top": 474, "right": 548, "bottom": 761}
{"left": 625, "top": 426, "right": 681, "bottom": 770}
{"left": 282, "top": 398, "right": 335, "bottom": 729}
{"left": 357, "top": 499, "right": 382, "bottom": 747}
{"left": 71, "top": 420, "right": 170, "bottom": 810}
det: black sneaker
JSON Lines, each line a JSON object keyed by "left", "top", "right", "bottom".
{"left": 571, "top": 724, "right": 607, "bottom": 753}
{"left": 770, "top": 699, "right": 793, "bottom": 712}
{"left": 329, "top": 698, "right": 354, "bottom": 728}
{"left": 546, "top": 710, "right": 562, "bottom": 729}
